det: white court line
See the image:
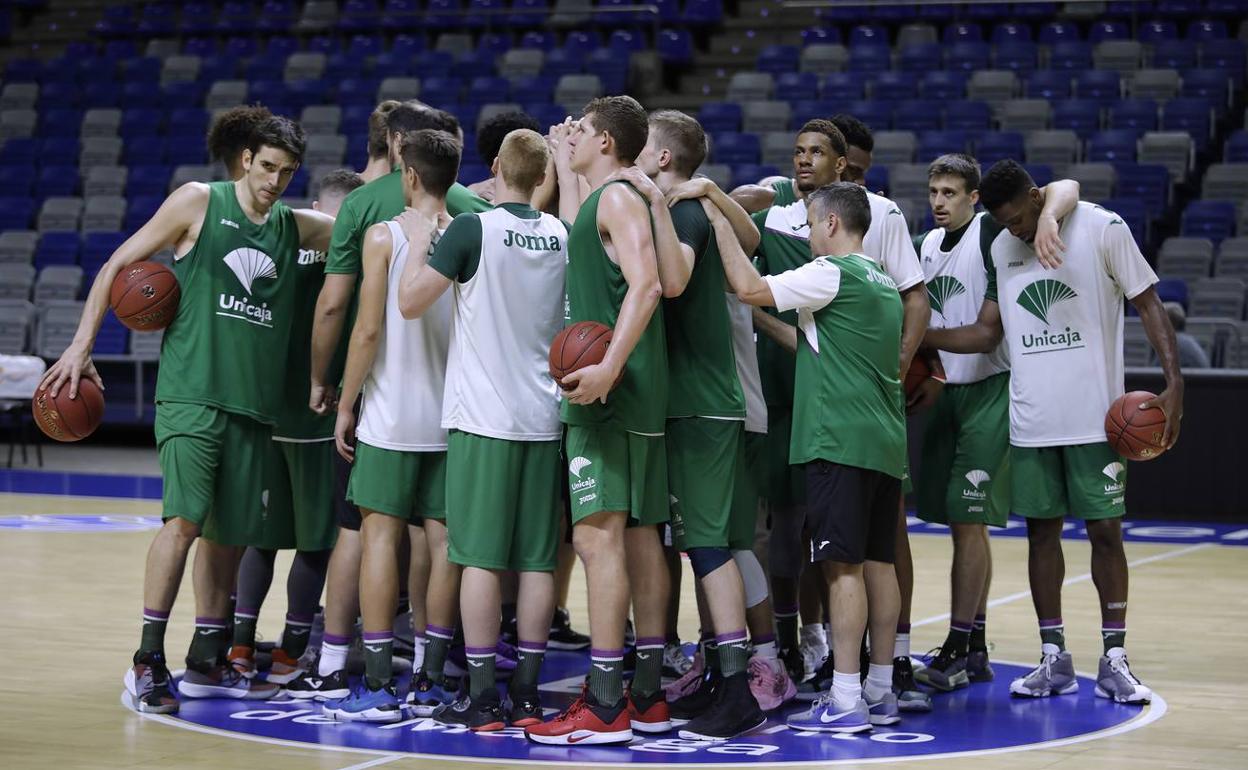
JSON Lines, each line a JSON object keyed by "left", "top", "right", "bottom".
{"left": 913, "top": 541, "right": 1214, "bottom": 628}
{"left": 336, "top": 756, "right": 404, "bottom": 770}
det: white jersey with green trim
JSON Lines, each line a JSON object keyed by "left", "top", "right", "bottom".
{"left": 920, "top": 212, "right": 1010, "bottom": 385}
{"left": 990, "top": 202, "right": 1157, "bottom": 448}
{"left": 863, "top": 191, "right": 925, "bottom": 292}
{"left": 356, "top": 221, "right": 450, "bottom": 451}
{"left": 441, "top": 206, "right": 567, "bottom": 441}
{"left": 726, "top": 293, "right": 767, "bottom": 434}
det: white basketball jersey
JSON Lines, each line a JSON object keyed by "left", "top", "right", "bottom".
{"left": 441, "top": 207, "right": 567, "bottom": 440}
{"left": 726, "top": 294, "right": 768, "bottom": 434}
{"left": 356, "top": 221, "right": 451, "bottom": 451}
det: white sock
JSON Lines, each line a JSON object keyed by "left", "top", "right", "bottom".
{"left": 893, "top": 632, "right": 910, "bottom": 659}
{"left": 863, "top": 663, "right": 893, "bottom": 701}
{"left": 754, "top": 640, "right": 778, "bottom": 660}
{"left": 319, "top": 642, "right": 349, "bottom": 676}
{"left": 413, "top": 633, "right": 427, "bottom": 670}
{"left": 832, "top": 670, "right": 860, "bottom": 709}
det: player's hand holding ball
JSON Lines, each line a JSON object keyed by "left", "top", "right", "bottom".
{"left": 561, "top": 362, "right": 621, "bottom": 405}
{"left": 1105, "top": 388, "right": 1182, "bottom": 461}
{"left": 39, "top": 340, "right": 104, "bottom": 402}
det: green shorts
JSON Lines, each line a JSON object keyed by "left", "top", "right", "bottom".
{"left": 729, "top": 431, "right": 767, "bottom": 550}
{"left": 762, "top": 407, "right": 805, "bottom": 509}
{"left": 565, "top": 424, "right": 668, "bottom": 526}
{"left": 445, "top": 431, "right": 561, "bottom": 572}
{"left": 346, "top": 441, "right": 446, "bottom": 522}
{"left": 667, "top": 418, "right": 742, "bottom": 550}
{"left": 917, "top": 372, "right": 1011, "bottom": 526}
{"left": 1011, "top": 442, "right": 1126, "bottom": 521}
{"left": 256, "top": 439, "right": 337, "bottom": 551}
{"left": 154, "top": 401, "right": 271, "bottom": 546}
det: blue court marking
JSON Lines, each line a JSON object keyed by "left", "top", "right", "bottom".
{"left": 125, "top": 652, "right": 1164, "bottom": 766}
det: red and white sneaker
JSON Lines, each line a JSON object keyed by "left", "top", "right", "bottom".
{"left": 748, "top": 654, "right": 797, "bottom": 711}
{"left": 227, "top": 645, "right": 257, "bottom": 679}
{"left": 525, "top": 690, "right": 633, "bottom": 745}
{"left": 266, "top": 648, "right": 306, "bottom": 685}
{"left": 627, "top": 687, "right": 672, "bottom": 733}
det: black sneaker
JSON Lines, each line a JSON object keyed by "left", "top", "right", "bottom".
{"left": 434, "top": 687, "right": 507, "bottom": 731}
{"left": 676, "top": 672, "right": 766, "bottom": 741}
{"left": 916, "top": 647, "right": 970, "bottom": 692}
{"left": 669, "top": 667, "right": 721, "bottom": 724}
{"left": 967, "top": 649, "right": 995, "bottom": 682}
{"left": 548, "top": 607, "right": 590, "bottom": 651}
{"left": 507, "top": 684, "right": 544, "bottom": 727}
{"left": 286, "top": 668, "right": 350, "bottom": 701}
{"left": 780, "top": 645, "right": 805, "bottom": 685}
{"left": 893, "top": 655, "right": 933, "bottom": 712}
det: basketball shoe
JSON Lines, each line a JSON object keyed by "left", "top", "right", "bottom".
{"left": 125, "top": 652, "right": 179, "bottom": 714}
{"left": 227, "top": 645, "right": 257, "bottom": 679}
{"left": 179, "top": 662, "right": 281, "bottom": 700}
{"left": 677, "top": 672, "right": 766, "bottom": 741}
{"left": 893, "top": 656, "right": 933, "bottom": 711}
{"left": 627, "top": 686, "right": 672, "bottom": 733}
{"left": 785, "top": 692, "right": 871, "bottom": 733}
{"left": 914, "top": 647, "right": 969, "bottom": 692}
{"left": 967, "top": 649, "right": 994, "bottom": 682}
{"left": 663, "top": 650, "right": 704, "bottom": 702}
{"left": 865, "top": 691, "right": 901, "bottom": 726}
{"left": 507, "top": 684, "right": 544, "bottom": 728}
{"left": 1010, "top": 644, "right": 1078, "bottom": 697}
{"left": 798, "top": 625, "right": 827, "bottom": 683}
{"left": 323, "top": 681, "right": 403, "bottom": 723}
{"left": 548, "top": 607, "right": 591, "bottom": 651}
{"left": 662, "top": 641, "right": 693, "bottom": 678}
{"left": 524, "top": 689, "right": 633, "bottom": 745}
{"left": 747, "top": 654, "right": 797, "bottom": 711}
{"left": 433, "top": 689, "right": 507, "bottom": 732}
{"left": 406, "top": 672, "right": 461, "bottom": 717}
{"left": 266, "top": 648, "right": 308, "bottom": 685}
{"left": 1095, "top": 649, "right": 1151, "bottom": 704}
{"left": 285, "top": 668, "right": 349, "bottom": 700}
{"left": 668, "top": 666, "right": 720, "bottom": 725}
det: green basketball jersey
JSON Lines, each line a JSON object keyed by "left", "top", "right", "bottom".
{"left": 561, "top": 181, "right": 668, "bottom": 434}
{"left": 155, "top": 181, "right": 302, "bottom": 425}
{"left": 272, "top": 245, "right": 334, "bottom": 439}
{"left": 771, "top": 179, "right": 798, "bottom": 207}
{"left": 751, "top": 201, "right": 813, "bottom": 408}
{"left": 664, "top": 199, "right": 744, "bottom": 419}
{"left": 765, "top": 253, "right": 906, "bottom": 478}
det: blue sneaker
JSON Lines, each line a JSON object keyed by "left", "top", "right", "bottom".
{"left": 406, "top": 673, "right": 460, "bottom": 717}
{"left": 785, "top": 694, "right": 871, "bottom": 733}
{"left": 322, "top": 681, "right": 403, "bottom": 723}
{"left": 866, "top": 691, "right": 900, "bottom": 725}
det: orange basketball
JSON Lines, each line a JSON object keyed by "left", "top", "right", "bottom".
{"left": 32, "top": 378, "right": 105, "bottom": 442}
{"left": 1105, "top": 390, "right": 1168, "bottom": 461}
{"left": 549, "top": 321, "right": 614, "bottom": 390}
{"left": 904, "top": 355, "right": 932, "bottom": 398}
{"left": 110, "top": 261, "right": 181, "bottom": 332}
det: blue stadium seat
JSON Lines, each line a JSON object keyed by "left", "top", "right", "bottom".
{"left": 168, "top": 108, "right": 209, "bottom": 138}
{"left": 1037, "top": 21, "right": 1080, "bottom": 45}
{"left": 682, "top": 0, "right": 723, "bottom": 26}
{"left": 306, "top": 36, "right": 342, "bottom": 56}
{"left": 1139, "top": 20, "right": 1179, "bottom": 43}
{"left": 1089, "top": 130, "right": 1139, "bottom": 163}
{"left": 801, "top": 27, "right": 842, "bottom": 47}
{"left": 1182, "top": 201, "right": 1236, "bottom": 243}
{"left": 1161, "top": 98, "right": 1213, "bottom": 151}
{"left": 586, "top": 48, "right": 628, "bottom": 93}
{"left": 916, "top": 3, "right": 956, "bottom": 21}
{"left": 166, "top": 137, "right": 208, "bottom": 166}
{"left": 1225, "top": 130, "right": 1248, "bottom": 162}
{"left": 337, "top": 78, "right": 380, "bottom": 106}
{"left": 1026, "top": 71, "right": 1072, "bottom": 100}
{"left": 510, "top": 75, "right": 555, "bottom": 103}
{"left": 417, "top": 51, "right": 454, "bottom": 72}
{"left": 791, "top": 100, "right": 837, "bottom": 127}
{"left": 421, "top": 77, "right": 463, "bottom": 106}
{"left": 41, "top": 109, "right": 81, "bottom": 138}
{"left": 1052, "top": 100, "right": 1102, "bottom": 139}
{"left": 1155, "top": 278, "right": 1188, "bottom": 310}
{"left": 1012, "top": 2, "right": 1059, "bottom": 20}
{"left": 992, "top": 22, "right": 1031, "bottom": 42}
{"left": 382, "top": 0, "right": 421, "bottom": 30}
{"left": 898, "top": 43, "right": 943, "bottom": 73}
{"left": 0, "top": 197, "right": 35, "bottom": 230}
{"left": 843, "top": 100, "right": 891, "bottom": 132}
{"left": 1075, "top": 70, "right": 1121, "bottom": 100}
{"left": 464, "top": 76, "right": 511, "bottom": 108}
{"left": 847, "top": 44, "right": 891, "bottom": 73}
{"left": 459, "top": 163, "right": 489, "bottom": 184}
{"left": 1181, "top": 70, "right": 1231, "bottom": 113}
{"left": 454, "top": 51, "right": 498, "bottom": 80}
{"left": 37, "top": 165, "right": 80, "bottom": 198}
{"left": 83, "top": 232, "right": 126, "bottom": 267}
{"left": 1101, "top": 198, "right": 1148, "bottom": 246}
{"left": 267, "top": 36, "right": 300, "bottom": 58}
{"left": 5, "top": 58, "right": 41, "bottom": 83}
{"left": 374, "top": 51, "right": 418, "bottom": 76}
{"left": 35, "top": 232, "right": 79, "bottom": 267}
{"left": 126, "top": 166, "right": 172, "bottom": 197}
{"left": 1153, "top": 0, "right": 1198, "bottom": 16}
{"left": 730, "top": 164, "right": 781, "bottom": 189}
{"left": 508, "top": 0, "right": 550, "bottom": 27}
{"left": 1024, "top": 164, "right": 1053, "bottom": 189}
{"left": 391, "top": 34, "right": 425, "bottom": 56}
{"left": 872, "top": 71, "right": 917, "bottom": 102}
{"left": 943, "top": 100, "right": 991, "bottom": 132}
{"left": 946, "top": 41, "right": 990, "bottom": 71}
{"left": 1050, "top": 41, "right": 1093, "bottom": 71}
{"left": 975, "top": 132, "right": 1025, "bottom": 166}
{"left": 849, "top": 24, "right": 888, "bottom": 46}
{"left": 993, "top": 42, "right": 1037, "bottom": 74}
{"left": 563, "top": 30, "right": 602, "bottom": 57}
{"left": 224, "top": 38, "right": 259, "bottom": 59}
{"left": 712, "top": 133, "right": 761, "bottom": 165}
{"left": 1186, "top": 20, "right": 1228, "bottom": 40}
{"left": 823, "top": 73, "right": 864, "bottom": 102}
{"left": 0, "top": 165, "right": 35, "bottom": 196}
{"left": 341, "top": 0, "right": 381, "bottom": 32}
{"left": 920, "top": 71, "right": 967, "bottom": 101}
{"left": 0, "top": 139, "right": 38, "bottom": 165}
{"left": 39, "top": 139, "right": 79, "bottom": 166}
{"left": 775, "top": 72, "right": 819, "bottom": 103}
{"left": 918, "top": 130, "right": 970, "bottom": 160}
{"left": 1206, "top": 0, "right": 1248, "bottom": 14}
{"left": 467, "top": 0, "right": 506, "bottom": 30}
{"left": 1110, "top": 99, "right": 1159, "bottom": 134}
{"left": 258, "top": 0, "right": 299, "bottom": 33}
{"left": 348, "top": 34, "right": 385, "bottom": 58}
{"left": 656, "top": 29, "right": 693, "bottom": 65}
{"left": 893, "top": 99, "right": 944, "bottom": 132}
{"left": 1115, "top": 163, "right": 1170, "bottom": 219}
{"left": 1200, "top": 39, "right": 1245, "bottom": 83}
{"left": 966, "top": 2, "right": 1008, "bottom": 20}
{"left": 1151, "top": 40, "right": 1198, "bottom": 70}
{"left": 1089, "top": 20, "right": 1131, "bottom": 42}
{"left": 757, "top": 45, "right": 800, "bottom": 76}
{"left": 523, "top": 103, "right": 567, "bottom": 129}
{"left": 125, "top": 196, "right": 163, "bottom": 232}
{"left": 538, "top": 48, "right": 581, "bottom": 78}
{"left": 609, "top": 29, "right": 646, "bottom": 54}
{"left": 865, "top": 165, "right": 888, "bottom": 195}
{"left": 943, "top": 22, "right": 983, "bottom": 42}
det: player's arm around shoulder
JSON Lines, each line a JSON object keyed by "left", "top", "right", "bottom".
{"left": 395, "top": 210, "right": 457, "bottom": 319}
{"left": 39, "top": 182, "right": 210, "bottom": 399}
{"left": 292, "top": 207, "right": 334, "bottom": 252}
{"left": 729, "top": 183, "right": 777, "bottom": 214}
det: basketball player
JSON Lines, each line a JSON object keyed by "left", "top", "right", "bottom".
{"left": 321, "top": 130, "right": 459, "bottom": 722}
{"left": 362, "top": 100, "right": 401, "bottom": 183}
{"left": 229, "top": 169, "right": 364, "bottom": 685}
{"left": 296, "top": 104, "right": 490, "bottom": 703}
{"left": 719, "top": 182, "right": 908, "bottom": 733}
{"left": 466, "top": 110, "right": 556, "bottom": 213}
{"left": 391, "top": 129, "right": 566, "bottom": 730}
{"left": 41, "top": 117, "right": 333, "bottom": 713}
{"left": 910, "top": 156, "right": 1080, "bottom": 693}
{"left": 207, "top": 104, "right": 273, "bottom": 179}
{"left": 523, "top": 96, "right": 668, "bottom": 746}
{"left": 925, "top": 160, "right": 1183, "bottom": 705}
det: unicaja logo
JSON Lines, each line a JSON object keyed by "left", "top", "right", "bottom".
{"left": 962, "top": 469, "right": 990, "bottom": 500}
{"left": 224, "top": 248, "right": 278, "bottom": 294}
{"left": 1017, "top": 279, "right": 1077, "bottom": 325}
{"left": 1102, "top": 462, "right": 1125, "bottom": 494}
{"left": 569, "top": 456, "right": 592, "bottom": 479}
{"left": 927, "top": 275, "right": 967, "bottom": 317}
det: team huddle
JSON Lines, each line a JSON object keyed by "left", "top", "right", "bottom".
{"left": 40, "top": 93, "right": 1185, "bottom": 744}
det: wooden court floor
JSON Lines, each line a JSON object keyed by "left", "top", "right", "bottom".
{"left": 1, "top": 491, "right": 1244, "bottom": 770}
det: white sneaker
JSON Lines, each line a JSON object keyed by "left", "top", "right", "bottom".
{"left": 1010, "top": 644, "right": 1078, "bottom": 698}
{"left": 1096, "top": 648, "right": 1151, "bottom": 704}
{"left": 798, "top": 625, "right": 828, "bottom": 684}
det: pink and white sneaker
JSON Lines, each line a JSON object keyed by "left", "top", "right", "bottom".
{"left": 664, "top": 651, "right": 705, "bottom": 702}
{"left": 747, "top": 654, "right": 797, "bottom": 711}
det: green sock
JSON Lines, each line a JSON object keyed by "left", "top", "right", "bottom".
{"left": 232, "top": 609, "right": 258, "bottom": 649}
{"left": 362, "top": 633, "right": 393, "bottom": 689}
{"left": 716, "top": 633, "right": 751, "bottom": 678}
{"left": 970, "top": 614, "right": 987, "bottom": 652}
{"left": 139, "top": 608, "right": 170, "bottom": 658}
{"left": 514, "top": 642, "right": 546, "bottom": 690}
{"left": 1102, "top": 623, "right": 1126, "bottom": 654}
{"left": 1039, "top": 618, "right": 1065, "bottom": 651}
{"left": 588, "top": 649, "right": 624, "bottom": 706}
{"left": 422, "top": 624, "right": 453, "bottom": 684}
{"left": 632, "top": 638, "right": 664, "bottom": 697}
{"left": 282, "top": 613, "right": 314, "bottom": 659}
{"left": 187, "top": 618, "right": 228, "bottom": 670}
{"left": 776, "top": 608, "right": 799, "bottom": 652}
{"left": 467, "top": 647, "right": 496, "bottom": 698}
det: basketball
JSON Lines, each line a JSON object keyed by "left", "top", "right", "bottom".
{"left": 904, "top": 355, "right": 932, "bottom": 398}
{"left": 1105, "top": 390, "right": 1168, "bottom": 461}
{"left": 549, "top": 321, "right": 613, "bottom": 390}
{"left": 31, "top": 378, "right": 105, "bottom": 442}
{"left": 109, "top": 261, "right": 181, "bottom": 332}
